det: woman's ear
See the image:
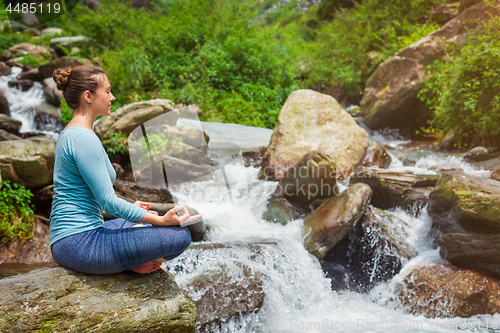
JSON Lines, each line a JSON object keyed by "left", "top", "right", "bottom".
{"left": 83, "top": 90, "right": 92, "bottom": 104}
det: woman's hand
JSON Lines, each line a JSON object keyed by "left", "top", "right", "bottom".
{"left": 134, "top": 201, "right": 158, "bottom": 215}
{"left": 136, "top": 204, "right": 202, "bottom": 227}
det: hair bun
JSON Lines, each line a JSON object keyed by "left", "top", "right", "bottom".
{"left": 53, "top": 67, "right": 72, "bottom": 91}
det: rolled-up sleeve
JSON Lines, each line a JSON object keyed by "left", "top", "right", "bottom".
{"left": 74, "top": 131, "right": 146, "bottom": 222}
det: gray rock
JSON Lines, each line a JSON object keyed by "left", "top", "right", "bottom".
{"left": 0, "top": 62, "right": 10, "bottom": 76}
{"left": 0, "top": 114, "right": 21, "bottom": 134}
{"left": 8, "top": 79, "right": 33, "bottom": 91}
{"left": 42, "top": 77, "right": 63, "bottom": 106}
{"left": 351, "top": 167, "right": 438, "bottom": 211}
{"left": 428, "top": 171, "right": 500, "bottom": 234}
{"left": 262, "top": 197, "right": 307, "bottom": 225}
{"left": 41, "top": 27, "right": 63, "bottom": 37}
{"left": 258, "top": 89, "right": 369, "bottom": 181}
{"left": 1, "top": 42, "right": 50, "bottom": 61}
{"left": 0, "top": 266, "right": 196, "bottom": 332}
{"left": 0, "top": 137, "right": 56, "bottom": 189}
{"left": 94, "top": 99, "right": 176, "bottom": 139}
{"left": 302, "top": 183, "right": 372, "bottom": 259}
{"left": 396, "top": 263, "right": 500, "bottom": 318}
{"left": 463, "top": 146, "right": 498, "bottom": 162}
{"left": 438, "top": 233, "right": 500, "bottom": 279}
{"left": 22, "top": 12, "right": 40, "bottom": 27}
{"left": 18, "top": 67, "right": 41, "bottom": 81}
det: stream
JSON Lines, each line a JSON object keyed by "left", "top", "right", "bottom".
{"left": 2, "top": 68, "right": 500, "bottom": 332}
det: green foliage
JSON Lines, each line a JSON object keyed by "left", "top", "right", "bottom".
{"left": 130, "top": 131, "right": 186, "bottom": 164}
{"left": 419, "top": 15, "right": 500, "bottom": 148}
{"left": 0, "top": 180, "right": 34, "bottom": 244}
{"left": 103, "top": 131, "right": 129, "bottom": 155}
{"left": 60, "top": 99, "right": 73, "bottom": 125}
{"left": 0, "top": 33, "right": 28, "bottom": 53}
{"left": 13, "top": 53, "right": 49, "bottom": 67}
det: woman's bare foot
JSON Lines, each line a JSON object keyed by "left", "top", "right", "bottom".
{"left": 129, "top": 261, "right": 161, "bottom": 274}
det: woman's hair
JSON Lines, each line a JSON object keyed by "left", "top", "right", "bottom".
{"left": 53, "top": 66, "right": 106, "bottom": 109}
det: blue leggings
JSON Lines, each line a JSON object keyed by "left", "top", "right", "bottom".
{"left": 51, "top": 218, "right": 191, "bottom": 274}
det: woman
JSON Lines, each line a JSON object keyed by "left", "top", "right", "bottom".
{"left": 49, "top": 66, "right": 201, "bottom": 274}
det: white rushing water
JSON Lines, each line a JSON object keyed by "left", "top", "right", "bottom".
{"left": 165, "top": 123, "right": 498, "bottom": 333}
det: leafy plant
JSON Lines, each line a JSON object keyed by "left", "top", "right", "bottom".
{"left": 0, "top": 180, "right": 35, "bottom": 244}
{"left": 13, "top": 53, "right": 50, "bottom": 67}
{"left": 419, "top": 14, "right": 500, "bottom": 148}
{"left": 60, "top": 99, "right": 73, "bottom": 125}
{"left": 103, "top": 131, "right": 129, "bottom": 155}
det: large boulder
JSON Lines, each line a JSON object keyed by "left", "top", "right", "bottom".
{"left": 351, "top": 167, "right": 438, "bottom": 211}
{"left": 0, "top": 137, "right": 56, "bottom": 189}
{"left": 302, "top": 183, "right": 372, "bottom": 259}
{"left": 1, "top": 42, "right": 51, "bottom": 61}
{"left": 438, "top": 233, "right": 500, "bottom": 279}
{"left": 361, "top": 1, "right": 500, "bottom": 135}
{"left": 396, "top": 263, "right": 500, "bottom": 318}
{"left": 38, "top": 56, "right": 94, "bottom": 79}
{"left": 94, "top": 99, "right": 176, "bottom": 139}
{"left": 259, "top": 89, "right": 368, "bottom": 181}
{"left": 0, "top": 114, "right": 21, "bottom": 135}
{"left": 0, "top": 267, "right": 196, "bottom": 332}
{"left": 0, "top": 218, "right": 53, "bottom": 265}
{"left": 322, "top": 207, "right": 415, "bottom": 291}
{"left": 0, "top": 129, "right": 21, "bottom": 141}
{"left": 428, "top": 171, "right": 500, "bottom": 234}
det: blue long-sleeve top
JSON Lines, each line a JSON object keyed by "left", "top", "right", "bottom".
{"left": 49, "top": 126, "right": 146, "bottom": 245}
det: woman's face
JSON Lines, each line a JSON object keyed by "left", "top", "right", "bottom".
{"left": 91, "top": 75, "right": 115, "bottom": 117}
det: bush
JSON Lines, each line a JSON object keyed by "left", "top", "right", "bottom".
{"left": 419, "top": 14, "right": 500, "bottom": 148}
{"left": 0, "top": 180, "right": 35, "bottom": 244}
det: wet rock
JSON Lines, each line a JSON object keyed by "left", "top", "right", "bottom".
{"left": 431, "top": 3, "right": 459, "bottom": 25}
{"left": 322, "top": 207, "right": 415, "bottom": 292}
{"left": 351, "top": 167, "right": 437, "bottom": 211}
{"left": 0, "top": 218, "right": 53, "bottom": 265}
{"left": 94, "top": 99, "right": 176, "bottom": 139}
{"left": 0, "top": 62, "right": 10, "bottom": 76}
{"left": 31, "top": 102, "right": 64, "bottom": 132}
{"left": 240, "top": 148, "right": 264, "bottom": 167}
{"left": 8, "top": 79, "right": 33, "bottom": 91}
{"left": 360, "top": 141, "right": 391, "bottom": 169}
{"left": 0, "top": 93, "right": 10, "bottom": 116}
{"left": 262, "top": 197, "right": 307, "bottom": 225}
{"left": 0, "top": 137, "right": 56, "bottom": 189}
{"left": 32, "top": 184, "right": 55, "bottom": 218}
{"left": 38, "top": 56, "right": 94, "bottom": 79}
{"left": 1, "top": 42, "right": 50, "bottom": 61}
{"left": 42, "top": 77, "right": 63, "bottom": 107}
{"left": 0, "top": 266, "right": 196, "bottom": 332}
{"left": 302, "top": 183, "right": 372, "bottom": 259}
{"left": 18, "top": 67, "right": 41, "bottom": 81}
{"left": 0, "top": 129, "right": 21, "bottom": 141}
{"left": 41, "top": 27, "right": 63, "bottom": 37}
{"left": 259, "top": 89, "right": 369, "bottom": 181}
{"left": 396, "top": 263, "right": 500, "bottom": 318}
{"left": 0, "top": 114, "right": 22, "bottom": 135}
{"left": 463, "top": 146, "right": 498, "bottom": 162}
{"left": 428, "top": 171, "right": 500, "bottom": 234}
{"left": 438, "top": 233, "right": 500, "bottom": 279}
{"left": 361, "top": 1, "right": 500, "bottom": 135}
{"left": 268, "top": 151, "right": 338, "bottom": 208}
{"left": 186, "top": 263, "right": 264, "bottom": 330}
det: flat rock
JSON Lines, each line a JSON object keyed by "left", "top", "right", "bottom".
{"left": 0, "top": 114, "right": 21, "bottom": 135}
{"left": 438, "top": 232, "right": 500, "bottom": 279}
{"left": 259, "top": 89, "right": 368, "bottom": 181}
{"left": 396, "top": 263, "right": 500, "bottom": 318}
{"left": 0, "top": 266, "right": 196, "bottom": 332}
